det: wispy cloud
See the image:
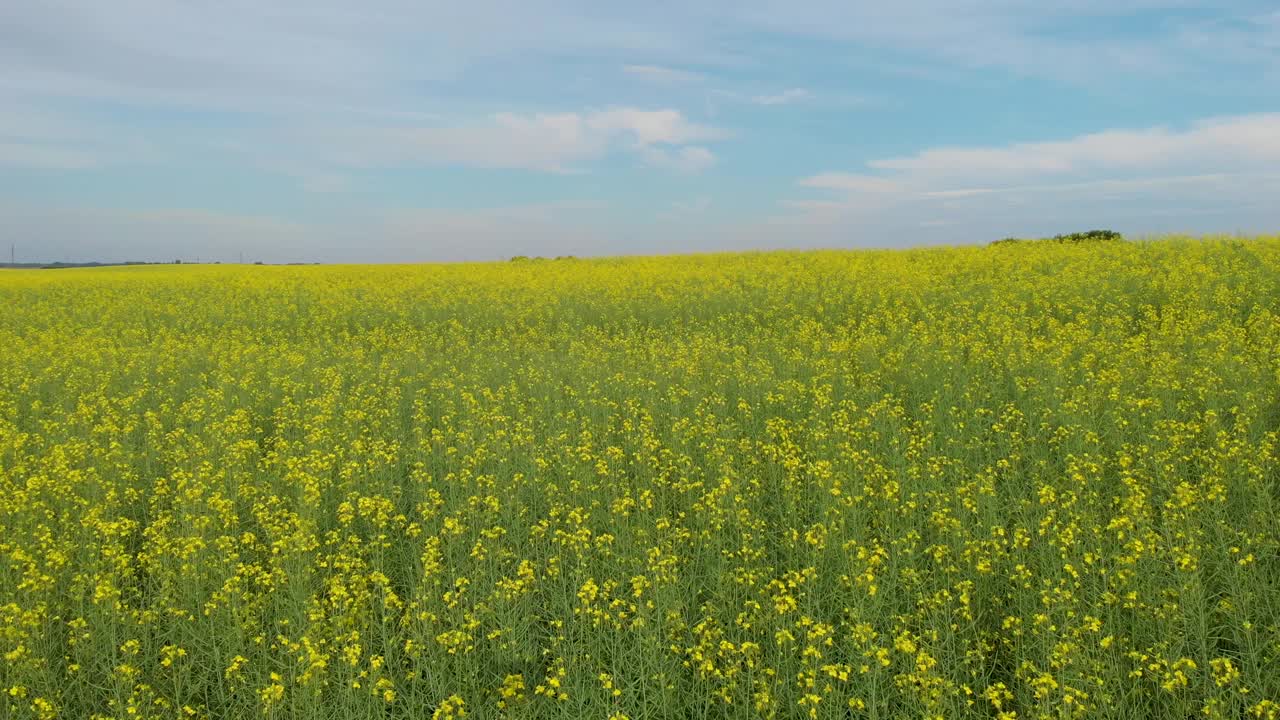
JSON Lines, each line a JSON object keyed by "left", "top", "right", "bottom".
{"left": 751, "top": 88, "right": 811, "bottom": 105}
{"left": 737, "top": 1, "right": 1280, "bottom": 85}
{"left": 300, "top": 174, "right": 350, "bottom": 193}
{"left": 9, "top": 1, "right": 1272, "bottom": 115}
{"left": 642, "top": 146, "right": 717, "bottom": 174}
{"left": 0, "top": 141, "right": 98, "bottom": 170}
{"left": 656, "top": 195, "right": 713, "bottom": 222}
{"left": 586, "top": 108, "right": 726, "bottom": 146}
{"left": 803, "top": 113, "right": 1280, "bottom": 199}
{"left": 788, "top": 113, "right": 1280, "bottom": 240}
{"left": 0, "top": 97, "right": 157, "bottom": 169}
{"left": 623, "top": 64, "right": 706, "bottom": 84}
{"left": 799, "top": 174, "right": 903, "bottom": 193}
{"left": 303, "top": 108, "right": 725, "bottom": 173}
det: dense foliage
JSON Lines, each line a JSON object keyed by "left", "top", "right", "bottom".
{"left": 2, "top": 236, "right": 1279, "bottom": 720}
{"left": 1049, "top": 230, "right": 1124, "bottom": 243}
{"left": 990, "top": 230, "right": 1123, "bottom": 246}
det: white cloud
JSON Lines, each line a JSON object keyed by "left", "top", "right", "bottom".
{"left": 623, "top": 64, "right": 705, "bottom": 84}
{"left": 676, "top": 196, "right": 713, "bottom": 213}
{"left": 805, "top": 114, "right": 1280, "bottom": 196}
{"left": 300, "top": 174, "right": 350, "bottom": 193}
{"left": 655, "top": 195, "right": 713, "bottom": 222}
{"left": 8, "top": 1, "right": 1271, "bottom": 118}
{"left": 735, "top": 1, "right": 1280, "bottom": 86}
{"left": 642, "top": 146, "right": 717, "bottom": 173}
{"left": 865, "top": 115, "right": 1280, "bottom": 184}
{"left": 799, "top": 173, "right": 903, "bottom": 193}
{"left": 0, "top": 97, "right": 159, "bottom": 169}
{"left": 587, "top": 108, "right": 726, "bottom": 146}
{"left": 789, "top": 112, "right": 1280, "bottom": 241}
{"left": 752, "top": 88, "right": 811, "bottom": 105}
{"left": 309, "top": 108, "right": 725, "bottom": 173}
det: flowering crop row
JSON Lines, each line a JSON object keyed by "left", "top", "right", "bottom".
{"left": 1, "top": 236, "right": 1278, "bottom": 719}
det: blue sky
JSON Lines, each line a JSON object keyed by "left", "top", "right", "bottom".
{"left": 2, "top": 1, "right": 1278, "bottom": 262}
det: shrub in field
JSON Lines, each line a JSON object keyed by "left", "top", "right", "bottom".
{"left": 991, "top": 230, "right": 1123, "bottom": 246}
{"left": 1050, "top": 229, "right": 1124, "bottom": 243}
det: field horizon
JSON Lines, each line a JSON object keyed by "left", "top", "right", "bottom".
{"left": 4, "top": 232, "right": 1275, "bottom": 270}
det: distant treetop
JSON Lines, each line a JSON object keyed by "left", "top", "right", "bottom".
{"left": 990, "top": 230, "right": 1124, "bottom": 246}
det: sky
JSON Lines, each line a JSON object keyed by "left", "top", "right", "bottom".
{"left": 2, "top": 1, "right": 1279, "bottom": 263}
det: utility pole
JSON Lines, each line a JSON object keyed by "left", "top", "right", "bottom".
{"left": 9, "top": 244, "right": 13, "bottom": 265}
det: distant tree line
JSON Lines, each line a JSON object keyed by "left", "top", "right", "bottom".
{"left": 991, "top": 230, "right": 1124, "bottom": 246}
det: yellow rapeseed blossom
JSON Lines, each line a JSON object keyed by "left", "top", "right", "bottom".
{"left": 1, "top": 236, "right": 1278, "bottom": 719}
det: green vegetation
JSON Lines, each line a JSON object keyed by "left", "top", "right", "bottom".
{"left": 991, "top": 229, "right": 1124, "bottom": 246}
{"left": 1, "top": 235, "right": 1278, "bottom": 720}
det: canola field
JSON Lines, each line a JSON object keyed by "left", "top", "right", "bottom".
{"left": 2, "top": 236, "right": 1280, "bottom": 720}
